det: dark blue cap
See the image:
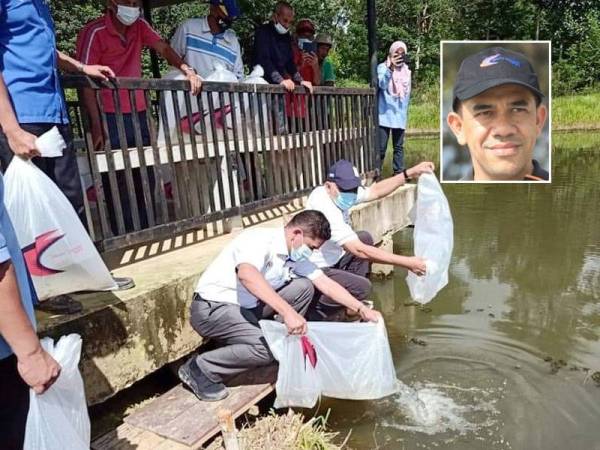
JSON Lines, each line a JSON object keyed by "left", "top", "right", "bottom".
{"left": 327, "top": 160, "right": 361, "bottom": 190}
{"left": 210, "top": 0, "right": 241, "bottom": 18}
{"left": 452, "top": 47, "right": 543, "bottom": 111}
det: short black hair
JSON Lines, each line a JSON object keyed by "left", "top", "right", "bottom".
{"left": 287, "top": 210, "right": 331, "bottom": 241}
{"left": 453, "top": 90, "right": 542, "bottom": 114}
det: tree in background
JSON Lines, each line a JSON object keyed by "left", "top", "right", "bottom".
{"left": 49, "top": 0, "right": 599, "bottom": 95}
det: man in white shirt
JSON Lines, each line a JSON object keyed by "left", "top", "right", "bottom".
{"left": 179, "top": 210, "right": 382, "bottom": 401}
{"left": 306, "top": 159, "right": 435, "bottom": 320}
{"left": 170, "top": 0, "right": 244, "bottom": 79}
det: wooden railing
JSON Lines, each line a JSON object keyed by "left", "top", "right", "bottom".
{"left": 63, "top": 76, "right": 377, "bottom": 252}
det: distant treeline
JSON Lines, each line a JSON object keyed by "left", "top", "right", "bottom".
{"left": 50, "top": 0, "right": 599, "bottom": 96}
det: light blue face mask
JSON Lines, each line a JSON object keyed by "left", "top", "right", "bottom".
{"left": 290, "top": 237, "right": 313, "bottom": 262}
{"left": 334, "top": 192, "right": 358, "bottom": 211}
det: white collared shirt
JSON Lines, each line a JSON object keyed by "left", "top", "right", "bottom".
{"left": 306, "top": 185, "right": 370, "bottom": 268}
{"left": 170, "top": 17, "right": 244, "bottom": 79}
{"left": 195, "top": 228, "right": 323, "bottom": 308}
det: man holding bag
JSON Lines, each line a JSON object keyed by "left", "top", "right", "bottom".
{"left": 0, "top": 172, "right": 61, "bottom": 450}
{"left": 180, "top": 210, "right": 382, "bottom": 401}
{"left": 305, "top": 159, "right": 434, "bottom": 320}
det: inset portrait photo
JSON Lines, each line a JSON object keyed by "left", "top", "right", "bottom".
{"left": 441, "top": 41, "right": 551, "bottom": 182}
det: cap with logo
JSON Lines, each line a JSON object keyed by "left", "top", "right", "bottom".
{"left": 210, "top": 0, "right": 241, "bottom": 19}
{"left": 327, "top": 160, "right": 361, "bottom": 191}
{"left": 452, "top": 46, "right": 543, "bottom": 111}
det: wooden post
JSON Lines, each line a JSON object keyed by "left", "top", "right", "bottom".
{"left": 217, "top": 409, "right": 240, "bottom": 450}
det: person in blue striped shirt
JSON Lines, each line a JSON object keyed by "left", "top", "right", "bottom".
{"left": 170, "top": 0, "right": 244, "bottom": 80}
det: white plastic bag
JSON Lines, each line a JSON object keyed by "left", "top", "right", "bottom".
{"left": 260, "top": 320, "right": 398, "bottom": 408}
{"left": 241, "top": 65, "right": 271, "bottom": 137}
{"left": 406, "top": 173, "right": 454, "bottom": 304}
{"left": 24, "top": 334, "right": 90, "bottom": 450}
{"left": 35, "top": 127, "right": 66, "bottom": 158}
{"left": 157, "top": 63, "right": 241, "bottom": 146}
{"left": 4, "top": 158, "right": 117, "bottom": 300}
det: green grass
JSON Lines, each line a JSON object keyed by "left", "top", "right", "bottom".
{"left": 552, "top": 92, "right": 600, "bottom": 128}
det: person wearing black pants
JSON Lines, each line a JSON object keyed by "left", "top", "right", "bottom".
{"left": 378, "top": 126, "right": 406, "bottom": 176}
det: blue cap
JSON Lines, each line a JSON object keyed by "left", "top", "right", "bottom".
{"left": 327, "top": 160, "right": 361, "bottom": 190}
{"left": 210, "top": 0, "right": 241, "bottom": 18}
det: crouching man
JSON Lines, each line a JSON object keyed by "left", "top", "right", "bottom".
{"left": 179, "top": 210, "right": 382, "bottom": 401}
{"left": 306, "top": 159, "right": 435, "bottom": 320}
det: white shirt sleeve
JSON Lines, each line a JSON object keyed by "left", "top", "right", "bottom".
{"left": 356, "top": 185, "right": 371, "bottom": 203}
{"left": 231, "top": 233, "right": 268, "bottom": 271}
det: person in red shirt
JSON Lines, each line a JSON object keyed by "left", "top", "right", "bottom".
{"left": 286, "top": 19, "right": 319, "bottom": 123}
{"left": 76, "top": 0, "right": 201, "bottom": 233}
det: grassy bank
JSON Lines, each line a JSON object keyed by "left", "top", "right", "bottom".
{"left": 403, "top": 89, "right": 600, "bottom": 131}
{"left": 552, "top": 92, "right": 600, "bottom": 129}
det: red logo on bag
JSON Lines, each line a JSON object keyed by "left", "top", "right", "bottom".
{"left": 301, "top": 335, "right": 317, "bottom": 369}
{"left": 22, "top": 230, "right": 65, "bottom": 277}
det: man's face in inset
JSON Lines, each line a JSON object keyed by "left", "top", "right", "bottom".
{"left": 447, "top": 84, "right": 547, "bottom": 181}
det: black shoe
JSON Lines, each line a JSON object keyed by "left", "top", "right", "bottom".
{"left": 112, "top": 276, "right": 135, "bottom": 290}
{"left": 36, "top": 294, "right": 83, "bottom": 315}
{"left": 178, "top": 358, "right": 229, "bottom": 402}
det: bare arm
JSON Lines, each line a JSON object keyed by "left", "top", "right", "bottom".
{"left": 237, "top": 264, "right": 306, "bottom": 334}
{"left": 367, "top": 161, "right": 435, "bottom": 201}
{"left": 56, "top": 51, "right": 114, "bottom": 80}
{"left": 0, "top": 261, "right": 60, "bottom": 393}
{"left": 343, "top": 239, "right": 426, "bottom": 275}
{"left": 0, "top": 74, "right": 39, "bottom": 159}
{"left": 152, "top": 41, "right": 201, "bottom": 94}
{"left": 311, "top": 274, "right": 381, "bottom": 322}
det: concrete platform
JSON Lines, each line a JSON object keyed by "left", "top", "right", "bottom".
{"left": 38, "top": 185, "right": 415, "bottom": 406}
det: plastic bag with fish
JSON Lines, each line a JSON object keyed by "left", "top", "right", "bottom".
{"left": 406, "top": 173, "right": 453, "bottom": 304}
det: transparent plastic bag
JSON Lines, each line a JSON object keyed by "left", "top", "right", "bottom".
{"left": 24, "top": 334, "right": 90, "bottom": 450}
{"left": 260, "top": 320, "right": 398, "bottom": 408}
{"left": 406, "top": 173, "right": 454, "bottom": 304}
{"left": 4, "top": 158, "right": 116, "bottom": 300}
{"left": 241, "top": 65, "right": 270, "bottom": 137}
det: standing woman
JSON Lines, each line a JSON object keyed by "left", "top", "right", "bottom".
{"left": 377, "top": 41, "right": 411, "bottom": 176}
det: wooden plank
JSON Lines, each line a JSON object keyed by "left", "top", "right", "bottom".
{"left": 125, "top": 365, "right": 277, "bottom": 448}
{"left": 92, "top": 422, "right": 191, "bottom": 450}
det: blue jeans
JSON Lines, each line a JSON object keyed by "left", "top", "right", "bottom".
{"left": 378, "top": 126, "right": 405, "bottom": 174}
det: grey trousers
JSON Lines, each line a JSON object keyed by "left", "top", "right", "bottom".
{"left": 308, "top": 230, "right": 374, "bottom": 320}
{"left": 191, "top": 277, "right": 314, "bottom": 383}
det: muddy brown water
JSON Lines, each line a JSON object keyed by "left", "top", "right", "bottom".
{"left": 320, "top": 134, "right": 600, "bottom": 449}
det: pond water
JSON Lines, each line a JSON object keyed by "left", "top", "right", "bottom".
{"left": 320, "top": 134, "right": 600, "bottom": 449}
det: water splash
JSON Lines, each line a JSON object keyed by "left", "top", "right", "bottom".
{"left": 389, "top": 380, "right": 502, "bottom": 436}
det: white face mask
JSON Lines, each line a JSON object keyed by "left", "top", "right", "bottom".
{"left": 116, "top": 4, "right": 140, "bottom": 26}
{"left": 274, "top": 21, "right": 288, "bottom": 35}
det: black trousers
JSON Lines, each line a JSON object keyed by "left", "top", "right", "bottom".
{"left": 308, "top": 230, "right": 374, "bottom": 320}
{"left": 0, "top": 123, "right": 85, "bottom": 223}
{"left": 0, "top": 355, "right": 29, "bottom": 450}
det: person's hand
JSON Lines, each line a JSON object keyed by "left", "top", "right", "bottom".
{"left": 17, "top": 345, "right": 61, "bottom": 394}
{"left": 283, "top": 309, "right": 307, "bottom": 335}
{"left": 359, "top": 306, "right": 383, "bottom": 323}
{"left": 408, "top": 256, "right": 427, "bottom": 276}
{"left": 407, "top": 161, "right": 435, "bottom": 179}
{"left": 186, "top": 72, "right": 202, "bottom": 96}
{"left": 5, "top": 127, "right": 40, "bottom": 159}
{"left": 304, "top": 52, "right": 319, "bottom": 69}
{"left": 91, "top": 124, "right": 105, "bottom": 152}
{"left": 300, "top": 80, "right": 313, "bottom": 94}
{"left": 280, "top": 79, "right": 296, "bottom": 92}
{"left": 82, "top": 64, "right": 115, "bottom": 81}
